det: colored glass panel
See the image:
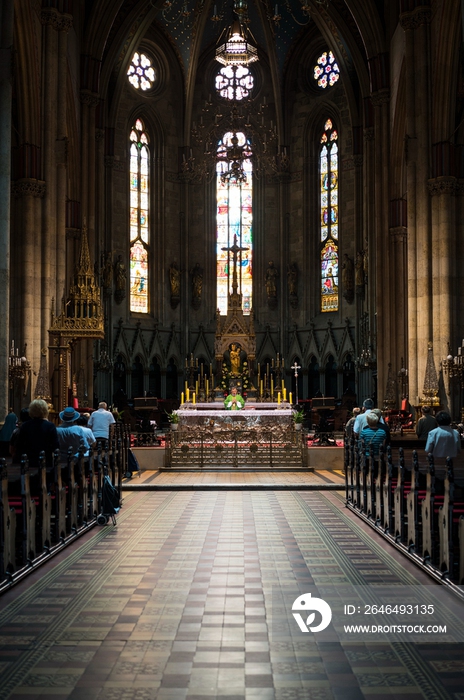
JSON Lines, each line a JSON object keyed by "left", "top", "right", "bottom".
{"left": 129, "top": 120, "right": 150, "bottom": 313}
{"left": 320, "top": 120, "right": 339, "bottom": 312}
{"left": 128, "top": 55, "right": 156, "bottom": 91}
{"left": 130, "top": 242, "right": 148, "bottom": 312}
{"left": 314, "top": 54, "right": 340, "bottom": 89}
{"left": 321, "top": 239, "right": 339, "bottom": 312}
{"left": 216, "top": 133, "right": 252, "bottom": 315}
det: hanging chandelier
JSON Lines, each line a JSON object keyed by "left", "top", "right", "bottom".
{"left": 215, "top": 20, "right": 258, "bottom": 66}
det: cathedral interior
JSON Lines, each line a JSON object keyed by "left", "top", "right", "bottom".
{"left": 1, "top": 1, "right": 464, "bottom": 698}
{"left": 3, "top": 0, "right": 463, "bottom": 418}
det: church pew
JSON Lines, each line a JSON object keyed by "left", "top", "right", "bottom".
{"left": 382, "top": 446, "right": 397, "bottom": 534}
{"left": 459, "top": 516, "right": 464, "bottom": 584}
{"left": 406, "top": 450, "right": 424, "bottom": 552}
{"left": 0, "top": 460, "right": 16, "bottom": 579}
{"left": 374, "top": 447, "right": 386, "bottom": 527}
{"left": 38, "top": 452, "right": 52, "bottom": 554}
{"left": 393, "top": 447, "right": 407, "bottom": 543}
{"left": 437, "top": 459, "right": 464, "bottom": 579}
{"left": 20, "top": 457, "right": 37, "bottom": 566}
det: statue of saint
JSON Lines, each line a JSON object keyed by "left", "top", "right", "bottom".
{"left": 223, "top": 342, "right": 246, "bottom": 376}
{"left": 265, "top": 261, "right": 278, "bottom": 300}
{"left": 229, "top": 343, "right": 241, "bottom": 376}
{"left": 169, "top": 262, "right": 180, "bottom": 297}
{"left": 191, "top": 263, "right": 203, "bottom": 308}
{"left": 287, "top": 263, "right": 298, "bottom": 297}
{"left": 355, "top": 251, "right": 365, "bottom": 296}
{"left": 354, "top": 251, "right": 364, "bottom": 287}
{"left": 115, "top": 255, "right": 126, "bottom": 290}
{"left": 342, "top": 254, "right": 354, "bottom": 304}
{"left": 102, "top": 252, "right": 113, "bottom": 290}
{"left": 114, "top": 255, "right": 126, "bottom": 303}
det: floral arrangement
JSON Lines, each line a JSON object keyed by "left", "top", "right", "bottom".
{"left": 166, "top": 410, "right": 179, "bottom": 424}
{"left": 220, "top": 361, "right": 250, "bottom": 395}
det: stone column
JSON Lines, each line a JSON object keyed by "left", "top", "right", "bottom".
{"left": 371, "top": 88, "right": 390, "bottom": 407}
{"left": 40, "top": 7, "right": 59, "bottom": 349}
{"left": 428, "top": 177, "right": 458, "bottom": 409}
{"left": 56, "top": 15, "right": 72, "bottom": 303}
{"left": 0, "top": 0, "right": 14, "bottom": 418}
{"left": 400, "top": 4, "right": 432, "bottom": 404}
{"left": 12, "top": 179, "right": 46, "bottom": 396}
{"left": 389, "top": 225, "right": 408, "bottom": 380}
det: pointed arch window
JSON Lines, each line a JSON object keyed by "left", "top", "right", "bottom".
{"left": 216, "top": 131, "right": 253, "bottom": 315}
{"left": 129, "top": 119, "right": 150, "bottom": 313}
{"left": 320, "top": 118, "right": 339, "bottom": 313}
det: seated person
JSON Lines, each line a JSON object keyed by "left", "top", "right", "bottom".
{"left": 425, "top": 410, "right": 461, "bottom": 459}
{"left": 224, "top": 386, "right": 245, "bottom": 411}
{"left": 359, "top": 412, "right": 387, "bottom": 458}
{"left": 57, "top": 407, "right": 96, "bottom": 461}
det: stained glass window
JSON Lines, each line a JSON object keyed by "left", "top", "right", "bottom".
{"left": 320, "top": 119, "right": 339, "bottom": 313}
{"left": 127, "top": 52, "right": 156, "bottom": 91}
{"left": 215, "top": 65, "right": 254, "bottom": 101}
{"left": 129, "top": 119, "right": 149, "bottom": 313}
{"left": 314, "top": 51, "right": 340, "bottom": 89}
{"left": 216, "top": 132, "right": 252, "bottom": 315}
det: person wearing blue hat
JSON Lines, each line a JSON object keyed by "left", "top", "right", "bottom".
{"left": 57, "top": 407, "right": 96, "bottom": 462}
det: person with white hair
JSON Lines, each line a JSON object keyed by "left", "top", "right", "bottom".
{"left": 88, "top": 401, "right": 116, "bottom": 443}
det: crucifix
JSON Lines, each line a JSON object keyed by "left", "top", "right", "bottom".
{"left": 291, "top": 361, "right": 301, "bottom": 406}
{"left": 222, "top": 234, "right": 249, "bottom": 302}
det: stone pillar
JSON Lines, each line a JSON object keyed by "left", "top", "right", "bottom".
{"left": 40, "top": 7, "right": 59, "bottom": 349}
{"left": 428, "top": 177, "right": 458, "bottom": 409}
{"left": 400, "top": 3, "right": 432, "bottom": 404}
{"left": 370, "top": 84, "right": 390, "bottom": 407}
{"left": 0, "top": 0, "right": 14, "bottom": 418}
{"left": 12, "top": 178, "right": 46, "bottom": 396}
{"left": 389, "top": 225, "right": 408, "bottom": 382}
{"left": 56, "top": 16, "right": 72, "bottom": 303}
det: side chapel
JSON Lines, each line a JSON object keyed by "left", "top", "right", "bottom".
{"left": 1, "top": 0, "right": 464, "bottom": 422}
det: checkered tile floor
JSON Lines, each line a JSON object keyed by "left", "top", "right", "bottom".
{"left": 0, "top": 490, "right": 462, "bottom": 699}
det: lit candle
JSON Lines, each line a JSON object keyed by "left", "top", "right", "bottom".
{"left": 282, "top": 379, "right": 284, "bottom": 390}
{"left": 277, "top": 392, "right": 281, "bottom": 404}
{"left": 271, "top": 377, "right": 274, "bottom": 396}
{"left": 289, "top": 392, "right": 292, "bottom": 405}
{"left": 206, "top": 379, "right": 209, "bottom": 395}
{"left": 186, "top": 387, "right": 190, "bottom": 402}
{"left": 181, "top": 392, "right": 184, "bottom": 405}
{"left": 185, "top": 380, "right": 188, "bottom": 394}
{"left": 260, "top": 380, "right": 263, "bottom": 396}
{"left": 196, "top": 380, "right": 199, "bottom": 394}
{"left": 283, "top": 388, "right": 287, "bottom": 402}
{"left": 192, "top": 392, "right": 196, "bottom": 405}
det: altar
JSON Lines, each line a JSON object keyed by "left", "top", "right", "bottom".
{"left": 166, "top": 403, "right": 305, "bottom": 469}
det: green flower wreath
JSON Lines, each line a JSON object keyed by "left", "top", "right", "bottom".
{"left": 221, "top": 361, "right": 250, "bottom": 394}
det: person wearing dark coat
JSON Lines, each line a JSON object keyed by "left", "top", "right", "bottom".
{"left": 0, "top": 409, "right": 17, "bottom": 457}
{"left": 15, "top": 399, "right": 59, "bottom": 469}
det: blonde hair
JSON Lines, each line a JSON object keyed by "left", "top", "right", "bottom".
{"left": 28, "top": 399, "right": 49, "bottom": 420}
